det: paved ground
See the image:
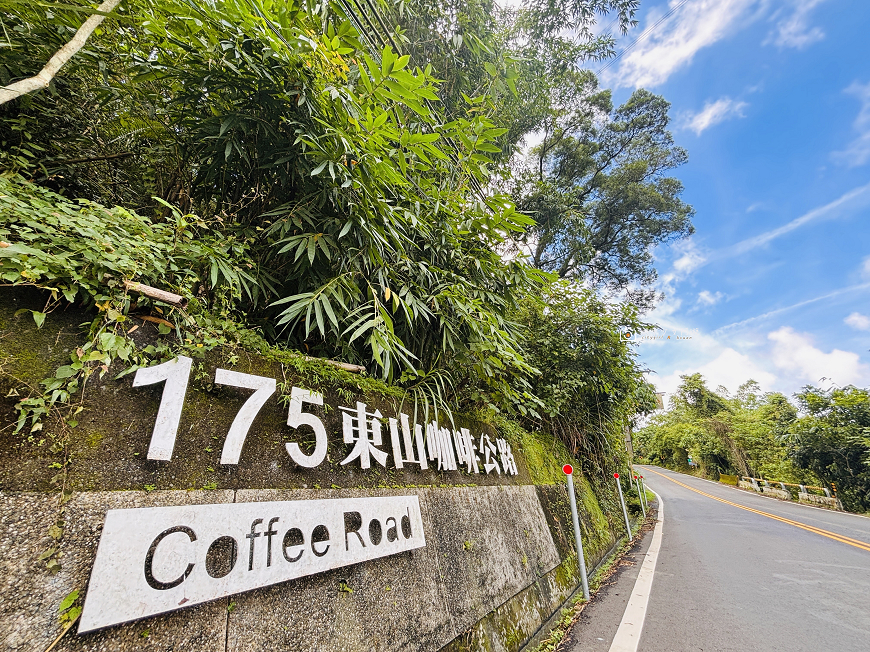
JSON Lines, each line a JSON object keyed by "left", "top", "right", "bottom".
{"left": 561, "top": 507, "right": 656, "bottom": 652}
{"left": 566, "top": 465, "right": 870, "bottom": 652}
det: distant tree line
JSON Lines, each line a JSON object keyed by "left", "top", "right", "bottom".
{"left": 635, "top": 374, "right": 870, "bottom": 512}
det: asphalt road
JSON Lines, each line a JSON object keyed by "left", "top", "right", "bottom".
{"left": 626, "top": 466, "right": 870, "bottom": 651}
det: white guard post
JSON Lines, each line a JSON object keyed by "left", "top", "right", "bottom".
{"left": 615, "top": 473, "right": 632, "bottom": 536}
{"left": 639, "top": 475, "right": 648, "bottom": 513}
{"left": 563, "top": 465, "right": 589, "bottom": 600}
{"left": 633, "top": 472, "right": 646, "bottom": 518}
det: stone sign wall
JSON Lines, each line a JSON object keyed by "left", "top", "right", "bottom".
{"left": 0, "top": 289, "right": 622, "bottom": 652}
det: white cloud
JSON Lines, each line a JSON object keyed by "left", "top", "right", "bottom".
{"left": 768, "top": 326, "right": 868, "bottom": 385}
{"left": 697, "top": 290, "right": 724, "bottom": 306}
{"left": 716, "top": 282, "right": 870, "bottom": 333}
{"left": 657, "top": 239, "right": 707, "bottom": 316}
{"left": 655, "top": 183, "right": 870, "bottom": 288}
{"left": 605, "top": 0, "right": 757, "bottom": 89}
{"left": 603, "top": 0, "right": 829, "bottom": 89}
{"left": 832, "top": 81, "right": 870, "bottom": 168}
{"left": 845, "top": 312, "right": 870, "bottom": 331}
{"left": 682, "top": 97, "right": 748, "bottom": 135}
{"left": 670, "top": 238, "right": 706, "bottom": 276}
{"left": 717, "top": 181, "right": 870, "bottom": 259}
{"left": 653, "top": 348, "right": 777, "bottom": 397}
{"left": 521, "top": 128, "right": 546, "bottom": 154}
{"left": 765, "top": 0, "right": 827, "bottom": 50}
{"left": 643, "top": 321, "right": 870, "bottom": 402}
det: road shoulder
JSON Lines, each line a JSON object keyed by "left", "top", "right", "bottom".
{"left": 555, "top": 506, "right": 658, "bottom": 652}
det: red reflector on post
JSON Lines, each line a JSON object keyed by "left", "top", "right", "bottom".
{"left": 562, "top": 464, "right": 573, "bottom": 475}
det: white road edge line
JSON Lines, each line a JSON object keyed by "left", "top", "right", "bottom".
{"left": 607, "top": 488, "right": 664, "bottom": 652}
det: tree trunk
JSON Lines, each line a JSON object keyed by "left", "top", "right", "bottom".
{"left": 0, "top": 0, "right": 122, "bottom": 106}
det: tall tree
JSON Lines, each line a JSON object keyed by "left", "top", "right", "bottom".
{"left": 511, "top": 86, "right": 694, "bottom": 307}
{"left": 636, "top": 375, "right": 803, "bottom": 480}
{"left": 0, "top": 0, "right": 539, "bottom": 400}
{"left": 515, "top": 280, "right": 657, "bottom": 472}
{"left": 382, "top": 0, "right": 694, "bottom": 306}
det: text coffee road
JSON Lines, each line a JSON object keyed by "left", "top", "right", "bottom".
{"left": 79, "top": 496, "right": 425, "bottom": 632}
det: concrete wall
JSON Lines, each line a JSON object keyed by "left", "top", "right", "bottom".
{"left": 0, "top": 485, "right": 617, "bottom": 652}
{"left": 737, "top": 481, "right": 844, "bottom": 511}
{"left": 797, "top": 493, "right": 842, "bottom": 510}
{"left": 762, "top": 488, "right": 791, "bottom": 501}
{"left": 0, "top": 289, "right": 621, "bottom": 652}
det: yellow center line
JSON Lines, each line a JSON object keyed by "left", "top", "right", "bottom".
{"left": 643, "top": 467, "right": 870, "bottom": 553}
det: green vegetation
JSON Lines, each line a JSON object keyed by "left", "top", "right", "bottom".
{"left": 58, "top": 589, "right": 81, "bottom": 626}
{"left": 1, "top": 0, "right": 681, "bottom": 479}
{"left": 788, "top": 385, "right": 870, "bottom": 512}
{"left": 518, "top": 282, "right": 657, "bottom": 475}
{"left": 636, "top": 375, "right": 801, "bottom": 481}
{"left": 635, "top": 374, "right": 870, "bottom": 513}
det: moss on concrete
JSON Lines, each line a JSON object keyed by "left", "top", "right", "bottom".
{"left": 0, "top": 288, "right": 537, "bottom": 492}
{"left": 0, "top": 289, "right": 79, "bottom": 389}
{"left": 496, "top": 419, "right": 574, "bottom": 486}
{"left": 0, "top": 287, "right": 630, "bottom": 652}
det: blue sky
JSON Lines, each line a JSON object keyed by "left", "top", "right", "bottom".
{"left": 595, "top": 0, "right": 870, "bottom": 399}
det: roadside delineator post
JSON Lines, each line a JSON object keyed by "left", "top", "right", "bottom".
{"left": 639, "top": 476, "right": 648, "bottom": 513}
{"left": 614, "top": 473, "right": 632, "bottom": 538}
{"left": 563, "top": 464, "right": 590, "bottom": 600}
{"left": 634, "top": 468, "right": 648, "bottom": 514}
{"left": 633, "top": 473, "right": 646, "bottom": 517}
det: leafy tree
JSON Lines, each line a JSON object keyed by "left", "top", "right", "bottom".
{"left": 1, "top": 0, "right": 542, "bottom": 404}
{"left": 636, "top": 374, "right": 733, "bottom": 473}
{"left": 392, "top": 0, "right": 640, "bottom": 144}
{"left": 510, "top": 86, "right": 694, "bottom": 307}
{"left": 728, "top": 383, "right": 799, "bottom": 481}
{"left": 516, "top": 280, "right": 657, "bottom": 474}
{"left": 1, "top": 0, "right": 693, "bottom": 477}
{"left": 788, "top": 386, "right": 870, "bottom": 512}
{"left": 635, "top": 375, "right": 804, "bottom": 481}
{"left": 520, "top": 0, "right": 639, "bottom": 48}
{"left": 389, "top": 0, "right": 692, "bottom": 305}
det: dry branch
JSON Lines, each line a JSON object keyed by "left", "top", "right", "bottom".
{"left": 304, "top": 356, "right": 366, "bottom": 374}
{"left": 137, "top": 315, "right": 175, "bottom": 329}
{"left": 123, "top": 280, "right": 187, "bottom": 308}
{"left": 123, "top": 283, "right": 363, "bottom": 371}
{"left": 0, "top": 0, "right": 122, "bottom": 105}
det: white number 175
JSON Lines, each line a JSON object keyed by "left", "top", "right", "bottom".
{"left": 132, "top": 356, "right": 325, "bottom": 466}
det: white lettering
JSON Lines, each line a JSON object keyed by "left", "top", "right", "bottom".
{"left": 79, "top": 496, "right": 425, "bottom": 633}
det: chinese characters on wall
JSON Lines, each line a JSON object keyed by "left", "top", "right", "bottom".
{"left": 133, "top": 356, "right": 518, "bottom": 476}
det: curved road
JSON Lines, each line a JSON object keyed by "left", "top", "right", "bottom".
{"left": 566, "top": 465, "right": 870, "bottom": 652}
{"left": 633, "top": 466, "right": 870, "bottom": 651}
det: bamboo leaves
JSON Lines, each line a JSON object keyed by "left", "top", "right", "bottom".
{"left": 1, "top": 0, "right": 544, "bottom": 409}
